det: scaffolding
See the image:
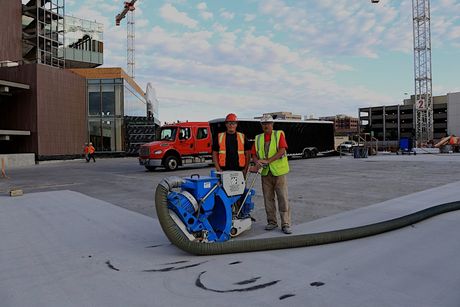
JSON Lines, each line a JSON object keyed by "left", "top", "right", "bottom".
{"left": 22, "top": 0, "right": 65, "bottom": 68}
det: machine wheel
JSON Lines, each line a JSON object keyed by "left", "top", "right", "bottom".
{"left": 165, "top": 156, "right": 179, "bottom": 171}
{"left": 145, "top": 166, "right": 156, "bottom": 171}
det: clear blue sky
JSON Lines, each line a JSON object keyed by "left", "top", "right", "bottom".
{"left": 66, "top": 0, "right": 460, "bottom": 123}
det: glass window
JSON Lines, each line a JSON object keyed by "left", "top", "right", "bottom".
{"left": 101, "top": 79, "right": 115, "bottom": 84}
{"left": 179, "top": 127, "right": 191, "bottom": 140}
{"left": 160, "top": 127, "right": 177, "bottom": 141}
{"left": 88, "top": 84, "right": 100, "bottom": 116}
{"left": 65, "top": 16, "right": 103, "bottom": 52}
{"left": 89, "top": 120, "right": 102, "bottom": 151}
{"left": 124, "top": 81, "right": 146, "bottom": 116}
{"left": 101, "top": 84, "right": 115, "bottom": 116}
{"left": 88, "top": 79, "right": 100, "bottom": 84}
{"left": 197, "top": 128, "right": 208, "bottom": 139}
{"left": 102, "top": 119, "right": 115, "bottom": 151}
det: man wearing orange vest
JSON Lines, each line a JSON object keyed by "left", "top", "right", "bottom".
{"left": 84, "top": 142, "right": 96, "bottom": 163}
{"left": 212, "top": 113, "right": 251, "bottom": 176}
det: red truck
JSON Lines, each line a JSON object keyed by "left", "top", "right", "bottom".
{"left": 139, "top": 122, "right": 212, "bottom": 171}
{"left": 139, "top": 117, "right": 335, "bottom": 171}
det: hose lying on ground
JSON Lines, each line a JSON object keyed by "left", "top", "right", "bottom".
{"left": 155, "top": 177, "right": 460, "bottom": 256}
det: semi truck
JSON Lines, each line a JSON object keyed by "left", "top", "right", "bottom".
{"left": 209, "top": 118, "right": 335, "bottom": 158}
{"left": 139, "top": 118, "right": 334, "bottom": 171}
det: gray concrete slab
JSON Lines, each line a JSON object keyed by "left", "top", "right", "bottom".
{"left": 1, "top": 154, "right": 460, "bottom": 239}
{"left": 1, "top": 183, "right": 460, "bottom": 307}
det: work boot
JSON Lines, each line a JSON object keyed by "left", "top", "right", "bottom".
{"left": 264, "top": 223, "right": 278, "bottom": 231}
{"left": 282, "top": 226, "right": 292, "bottom": 234}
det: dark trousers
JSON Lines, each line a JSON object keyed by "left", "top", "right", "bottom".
{"left": 86, "top": 153, "right": 96, "bottom": 162}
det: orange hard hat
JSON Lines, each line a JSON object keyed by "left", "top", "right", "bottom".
{"left": 225, "top": 113, "right": 238, "bottom": 122}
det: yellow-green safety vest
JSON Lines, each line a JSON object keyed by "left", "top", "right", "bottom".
{"left": 255, "top": 130, "right": 289, "bottom": 176}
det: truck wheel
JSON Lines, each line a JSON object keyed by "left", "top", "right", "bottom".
{"left": 145, "top": 166, "right": 156, "bottom": 171}
{"left": 165, "top": 156, "right": 179, "bottom": 171}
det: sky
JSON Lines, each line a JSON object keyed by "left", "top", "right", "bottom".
{"left": 65, "top": 0, "right": 460, "bottom": 123}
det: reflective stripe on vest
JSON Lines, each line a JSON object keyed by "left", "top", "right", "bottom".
{"left": 218, "top": 132, "right": 246, "bottom": 168}
{"left": 255, "top": 130, "right": 289, "bottom": 176}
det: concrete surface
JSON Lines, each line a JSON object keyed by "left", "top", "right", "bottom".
{"left": 1, "top": 181, "right": 460, "bottom": 307}
{"left": 1, "top": 154, "right": 460, "bottom": 238}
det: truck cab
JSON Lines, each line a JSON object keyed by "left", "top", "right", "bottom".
{"left": 139, "top": 122, "right": 212, "bottom": 171}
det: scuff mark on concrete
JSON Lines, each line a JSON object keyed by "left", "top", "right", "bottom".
{"left": 196, "top": 271, "right": 280, "bottom": 293}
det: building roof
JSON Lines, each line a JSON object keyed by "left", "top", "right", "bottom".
{"left": 69, "top": 67, "right": 145, "bottom": 97}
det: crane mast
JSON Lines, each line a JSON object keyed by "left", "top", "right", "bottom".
{"left": 115, "top": 0, "right": 137, "bottom": 79}
{"left": 372, "top": 0, "right": 433, "bottom": 145}
{"left": 412, "top": 0, "right": 433, "bottom": 145}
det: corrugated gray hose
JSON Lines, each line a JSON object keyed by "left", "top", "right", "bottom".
{"left": 155, "top": 177, "right": 460, "bottom": 255}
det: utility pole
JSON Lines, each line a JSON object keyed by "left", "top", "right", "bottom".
{"left": 371, "top": 0, "right": 433, "bottom": 146}
{"left": 115, "top": 0, "right": 137, "bottom": 79}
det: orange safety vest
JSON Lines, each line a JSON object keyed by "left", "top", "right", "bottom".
{"left": 218, "top": 132, "right": 246, "bottom": 168}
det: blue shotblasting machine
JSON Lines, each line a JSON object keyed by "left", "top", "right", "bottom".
{"left": 166, "top": 170, "right": 257, "bottom": 242}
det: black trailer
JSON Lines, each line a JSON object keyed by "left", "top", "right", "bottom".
{"left": 209, "top": 118, "right": 334, "bottom": 158}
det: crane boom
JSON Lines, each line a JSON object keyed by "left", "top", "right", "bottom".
{"left": 115, "top": 0, "right": 137, "bottom": 25}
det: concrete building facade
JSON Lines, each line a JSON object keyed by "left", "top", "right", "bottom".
{"left": 319, "top": 114, "right": 358, "bottom": 136}
{"left": 359, "top": 93, "right": 458, "bottom": 142}
{"left": 447, "top": 92, "right": 460, "bottom": 136}
{"left": 0, "top": 64, "right": 86, "bottom": 158}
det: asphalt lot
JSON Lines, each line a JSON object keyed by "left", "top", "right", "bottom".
{"left": 1, "top": 153, "right": 459, "bottom": 236}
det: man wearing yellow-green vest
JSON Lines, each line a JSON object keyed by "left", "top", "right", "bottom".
{"left": 251, "top": 114, "right": 292, "bottom": 234}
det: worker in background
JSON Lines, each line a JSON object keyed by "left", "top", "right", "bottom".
{"left": 251, "top": 114, "right": 292, "bottom": 234}
{"left": 212, "top": 113, "right": 251, "bottom": 177}
{"left": 84, "top": 142, "right": 96, "bottom": 163}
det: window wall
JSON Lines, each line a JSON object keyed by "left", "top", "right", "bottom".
{"left": 87, "top": 78, "right": 123, "bottom": 152}
{"left": 63, "top": 16, "right": 104, "bottom": 67}
{"left": 124, "top": 81, "right": 147, "bottom": 116}
{"left": 86, "top": 77, "right": 148, "bottom": 152}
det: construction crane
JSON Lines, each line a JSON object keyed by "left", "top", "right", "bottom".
{"left": 372, "top": 0, "right": 433, "bottom": 146}
{"left": 115, "top": 0, "right": 137, "bottom": 79}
